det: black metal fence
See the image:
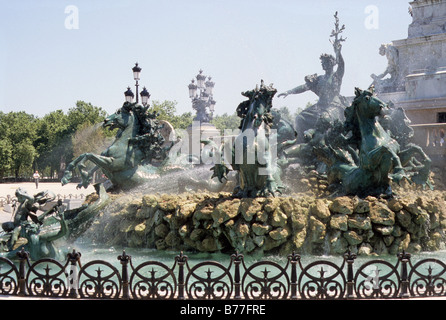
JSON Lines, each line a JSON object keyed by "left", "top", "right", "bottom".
{"left": 1, "top": 248, "right": 445, "bottom": 300}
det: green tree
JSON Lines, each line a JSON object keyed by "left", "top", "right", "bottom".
{"left": 14, "top": 141, "right": 37, "bottom": 178}
{"left": 35, "top": 110, "right": 70, "bottom": 179}
{"left": 149, "top": 100, "right": 193, "bottom": 130}
{"left": 72, "top": 122, "right": 113, "bottom": 158}
{"left": 170, "top": 112, "right": 194, "bottom": 130}
{"left": 0, "top": 111, "right": 38, "bottom": 178}
{"left": 0, "top": 138, "right": 13, "bottom": 179}
{"left": 0, "top": 102, "right": 110, "bottom": 180}
{"left": 0, "top": 112, "right": 12, "bottom": 179}
{"left": 211, "top": 112, "right": 240, "bottom": 134}
{"left": 67, "top": 101, "right": 108, "bottom": 133}
{"left": 63, "top": 101, "right": 110, "bottom": 170}
{"left": 149, "top": 100, "right": 177, "bottom": 120}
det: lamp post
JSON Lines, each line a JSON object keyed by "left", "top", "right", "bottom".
{"left": 124, "top": 62, "right": 150, "bottom": 106}
{"left": 186, "top": 70, "right": 219, "bottom": 164}
{"left": 188, "top": 69, "right": 216, "bottom": 123}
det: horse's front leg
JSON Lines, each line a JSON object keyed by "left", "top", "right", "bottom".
{"left": 61, "top": 154, "right": 87, "bottom": 185}
{"left": 75, "top": 157, "right": 93, "bottom": 189}
{"left": 77, "top": 163, "right": 101, "bottom": 189}
{"left": 62, "top": 153, "right": 113, "bottom": 189}
{"left": 78, "top": 153, "right": 114, "bottom": 188}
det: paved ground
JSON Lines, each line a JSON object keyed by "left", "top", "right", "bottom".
{"left": 0, "top": 181, "right": 95, "bottom": 198}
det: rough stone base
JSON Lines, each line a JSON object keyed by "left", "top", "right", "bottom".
{"left": 80, "top": 185, "right": 446, "bottom": 256}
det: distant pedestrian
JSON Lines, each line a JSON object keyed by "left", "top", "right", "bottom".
{"left": 33, "top": 171, "right": 41, "bottom": 189}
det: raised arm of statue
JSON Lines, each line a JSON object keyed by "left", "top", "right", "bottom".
{"left": 330, "top": 11, "right": 346, "bottom": 81}
{"left": 278, "top": 83, "right": 309, "bottom": 98}
{"left": 333, "top": 41, "right": 345, "bottom": 81}
{"left": 278, "top": 12, "right": 345, "bottom": 100}
{"left": 42, "top": 200, "right": 68, "bottom": 242}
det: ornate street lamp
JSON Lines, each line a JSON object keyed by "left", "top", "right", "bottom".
{"left": 196, "top": 69, "right": 206, "bottom": 89}
{"left": 140, "top": 87, "right": 150, "bottom": 107}
{"left": 132, "top": 63, "right": 141, "bottom": 81}
{"left": 205, "top": 77, "right": 214, "bottom": 95}
{"left": 188, "top": 69, "right": 216, "bottom": 123}
{"left": 132, "top": 63, "right": 141, "bottom": 103}
{"left": 124, "top": 87, "right": 134, "bottom": 103}
{"left": 209, "top": 98, "right": 216, "bottom": 113}
{"left": 188, "top": 79, "right": 198, "bottom": 98}
{"left": 124, "top": 62, "right": 150, "bottom": 105}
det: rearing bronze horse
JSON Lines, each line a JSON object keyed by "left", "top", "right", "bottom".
{"left": 209, "top": 81, "right": 283, "bottom": 198}
{"left": 61, "top": 102, "right": 166, "bottom": 191}
{"left": 316, "top": 86, "right": 432, "bottom": 197}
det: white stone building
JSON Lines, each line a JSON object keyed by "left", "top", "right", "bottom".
{"left": 376, "top": 0, "right": 446, "bottom": 164}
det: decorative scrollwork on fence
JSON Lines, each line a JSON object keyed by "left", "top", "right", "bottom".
{"left": 0, "top": 257, "right": 18, "bottom": 295}
{"left": 354, "top": 260, "right": 400, "bottom": 298}
{"left": 78, "top": 260, "right": 121, "bottom": 299}
{"left": 298, "top": 261, "right": 346, "bottom": 299}
{"left": 242, "top": 261, "right": 290, "bottom": 299}
{"left": 185, "top": 261, "right": 233, "bottom": 299}
{"left": 408, "top": 258, "right": 446, "bottom": 297}
{"left": 26, "top": 258, "right": 68, "bottom": 297}
{"left": 129, "top": 261, "right": 177, "bottom": 299}
{"left": 4, "top": 247, "right": 446, "bottom": 300}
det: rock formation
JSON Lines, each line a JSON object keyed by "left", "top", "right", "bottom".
{"left": 81, "top": 184, "right": 446, "bottom": 256}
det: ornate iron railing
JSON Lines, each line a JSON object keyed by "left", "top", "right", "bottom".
{"left": 1, "top": 248, "right": 446, "bottom": 300}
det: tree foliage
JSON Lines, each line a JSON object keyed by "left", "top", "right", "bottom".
{"left": 67, "top": 101, "right": 108, "bottom": 133}
{"left": 34, "top": 110, "right": 70, "bottom": 179}
{"left": 0, "top": 112, "right": 38, "bottom": 178}
{"left": 211, "top": 112, "right": 240, "bottom": 134}
{"left": 72, "top": 122, "right": 112, "bottom": 158}
{"left": 0, "top": 138, "right": 13, "bottom": 178}
{"left": 149, "top": 100, "right": 193, "bottom": 130}
{"left": 0, "top": 101, "right": 109, "bottom": 180}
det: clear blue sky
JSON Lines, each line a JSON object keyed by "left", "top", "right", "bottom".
{"left": 0, "top": 0, "right": 412, "bottom": 118}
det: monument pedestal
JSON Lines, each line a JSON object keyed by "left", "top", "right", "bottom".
{"left": 373, "top": 0, "right": 446, "bottom": 166}
{"left": 373, "top": 0, "right": 446, "bottom": 124}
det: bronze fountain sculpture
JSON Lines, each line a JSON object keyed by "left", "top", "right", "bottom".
{"left": 311, "top": 86, "right": 432, "bottom": 197}
{"left": 61, "top": 102, "right": 169, "bottom": 191}
{"left": 206, "top": 80, "right": 284, "bottom": 198}
{"left": 278, "top": 12, "right": 349, "bottom": 143}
